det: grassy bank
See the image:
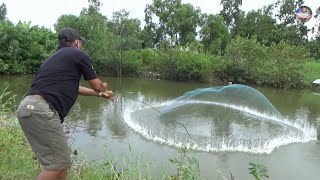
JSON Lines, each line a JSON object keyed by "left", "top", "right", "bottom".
{"left": 304, "top": 60, "right": 320, "bottom": 84}
{"left": 0, "top": 116, "right": 39, "bottom": 179}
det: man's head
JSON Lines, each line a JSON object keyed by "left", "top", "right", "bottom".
{"left": 58, "top": 28, "right": 86, "bottom": 49}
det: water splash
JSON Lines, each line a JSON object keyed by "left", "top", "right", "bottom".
{"left": 121, "top": 85, "right": 316, "bottom": 154}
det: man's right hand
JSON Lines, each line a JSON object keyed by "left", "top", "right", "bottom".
{"left": 101, "top": 90, "right": 115, "bottom": 101}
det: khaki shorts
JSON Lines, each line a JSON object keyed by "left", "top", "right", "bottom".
{"left": 16, "top": 95, "right": 71, "bottom": 171}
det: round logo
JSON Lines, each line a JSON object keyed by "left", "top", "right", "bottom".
{"left": 295, "top": 5, "right": 312, "bottom": 22}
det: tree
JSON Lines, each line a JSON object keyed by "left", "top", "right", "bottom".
{"left": 107, "top": 9, "right": 142, "bottom": 76}
{"left": 0, "top": 20, "right": 55, "bottom": 74}
{"left": 237, "top": 8, "right": 278, "bottom": 45}
{"left": 78, "top": 3, "right": 110, "bottom": 63}
{"left": 220, "top": 0, "right": 243, "bottom": 34}
{"left": 144, "top": 0, "right": 201, "bottom": 47}
{"left": 167, "top": 3, "right": 201, "bottom": 46}
{"left": 54, "top": 15, "right": 82, "bottom": 33}
{"left": 312, "top": 5, "right": 320, "bottom": 36}
{"left": 199, "top": 14, "right": 230, "bottom": 54}
{"left": 305, "top": 37, "right": 320, "bottom": 59}
{"left": 0, "top": 3, "right": 7, "bottom": 21}
{"left": 274, "top": 0, "right": 309, "bottom": 44}
{"left": 276, "top": 0, "right": 304, "bottom": 26}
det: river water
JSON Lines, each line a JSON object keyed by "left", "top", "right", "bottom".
{"left": 1, "top": 75, "right": 320, "bottom": 179}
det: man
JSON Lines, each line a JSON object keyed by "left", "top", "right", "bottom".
{"left": 16, "top": 28, "right": 114, "bottom": 180}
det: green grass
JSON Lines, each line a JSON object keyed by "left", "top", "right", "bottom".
{"left": 0, "top": 87, "right": 39, "bottom": 179}
{"left": 304, "top": 60, "right": 320, "bottom": 83}
{"left": 0, "top": 117, "right": 40, "bottom": 179}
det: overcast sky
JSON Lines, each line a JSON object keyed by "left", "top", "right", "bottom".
{"left": 1, "top": 0, "right": 319, "bottom": 31}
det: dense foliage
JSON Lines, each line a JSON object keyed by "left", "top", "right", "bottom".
{"left": 1, "top": 0, "right": 320, "bottom": 88}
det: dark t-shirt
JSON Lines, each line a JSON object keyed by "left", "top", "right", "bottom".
{"left": 28, "top": 44, "right": 97, "bottom": 122}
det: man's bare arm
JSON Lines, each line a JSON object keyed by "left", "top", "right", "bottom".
{"left": 79, "top": 86, "right": 114, "bottom": 100}
{"left": 87, "top": 78, "right": 107, "bottom": 93}
{"left": 79, "top": 86, "right": 100, "bottom": 96}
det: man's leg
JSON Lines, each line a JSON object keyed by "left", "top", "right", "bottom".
{"left": 37, "top": 169, "right": 68, "bottom": 180}
{"left": 59, "top": 169, "right": 68, "bottom": 180}
{"left": 16, "top": 95, "right": 71, "bottom": 179}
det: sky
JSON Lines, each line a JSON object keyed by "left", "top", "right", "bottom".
{"left": 1, "top": 0, "right": 320, "bottom": 32}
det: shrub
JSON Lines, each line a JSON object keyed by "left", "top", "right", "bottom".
{"left": 224, "top": 36, "right": 268, "bottom": 83}
{"left": 223, "top": 36, "right": 309, "bottom": 88}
